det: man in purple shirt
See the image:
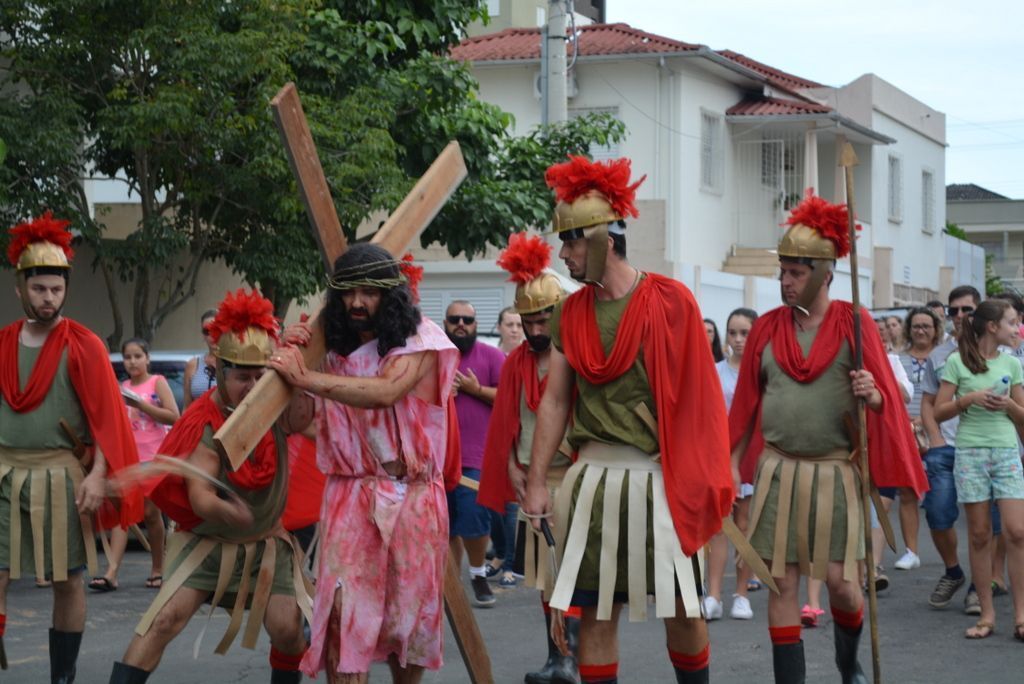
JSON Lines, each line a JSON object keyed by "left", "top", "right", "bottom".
{"left": 445, "top": 300, "right": 505, "bottom": 608}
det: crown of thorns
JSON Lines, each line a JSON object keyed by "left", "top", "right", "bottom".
{"left": 326, "top": 257, "right": 408, "bottom": 291}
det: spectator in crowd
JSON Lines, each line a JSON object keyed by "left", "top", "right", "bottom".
{"left": 183, "top": 309, "right": 218, "bottom": 407}
{"left": 490, "top": 306, "right": 524, "bottom": 585}
{"left": 933, "top": 298, "right": 1024, "bottom": 640}
{"left": 876, "top": 317, "right": 891, "bottom": 352}
{"left": 890, "top": 307, "right": 944, "bottom": 573}
{"left": 445, "top": 300, "right": 506, "bottom": 607}
{"left": 705, "top": 307, "right": 759, "bottom": 621}
{"left": 927, "top": 299, "right": 950, "bottom": 341}
{"left": 496, "top": 306, "right": 524, "bottom": 355}
{"left": 921, "top": 285, "right": 986, "bottom": 615}
{"left": 886, "top": 315, "right": 907, "bottom": 353}
{"left": 704, "top": 317, "right": 725, "bottom": 363}
{"left": 91, "top": 338, "right": 180, "bottom": 593}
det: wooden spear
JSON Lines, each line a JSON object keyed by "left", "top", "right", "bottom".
{"left": 839, "top": 141, "right": 881, "bottom": 684}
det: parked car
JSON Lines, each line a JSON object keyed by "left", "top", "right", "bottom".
{"left": 108, "top": 350, "right": 203, "bottom": 411}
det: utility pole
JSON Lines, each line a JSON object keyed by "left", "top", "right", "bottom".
{"left": 544, "top": 0, "right": 568, "bottom": 125}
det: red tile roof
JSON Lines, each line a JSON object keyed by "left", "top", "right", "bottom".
{"left": 451, "top": 23, "right": 700, "bottom": 62}
{"left": 727, "top": 97, "right": 832, "bottom": 116}
{"left": 717, "top": 50, "right": 825, "bottom": 90}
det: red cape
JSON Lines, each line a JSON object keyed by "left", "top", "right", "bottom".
{"left": 0, "top": 318, "right": 142, "bottom": 530}
{"left": 148, "top": 390, "right": 279, "bottom": 530}
{"left": 478, "top": 342, "right": 548, "bottom": 512}
{"left": 728, "top": 302, "right": 928, "bottom": 495}
{"left": 444, "top": 394, "right": 461, "bottom": 492}
{"left": 282, "top": 433, "right": 326, "bottom": 532}
{"left": 559, "top": 274, "right": 733, "bottom": 557}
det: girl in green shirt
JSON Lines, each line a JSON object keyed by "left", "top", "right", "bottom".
{"left": 934, "top": 299, "right": 1024, "bottom": 640}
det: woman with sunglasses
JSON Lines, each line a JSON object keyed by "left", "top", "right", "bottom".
{"left": 183, "top": 309, "right": 218, "bottom": 408}
{"left": 885, "top": 308, "right": 943, "bottom": 574}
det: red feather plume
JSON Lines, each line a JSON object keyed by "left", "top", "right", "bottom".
{"left": 400, "top": 253, "right": 423, "bottom": 304}
{"left": 7, "top": 211, "right": 74, "bottom": 266}
{"left": 784, "top": 189, "right": 860, "bottom": 259}
{"left": 496, "top": 232, "right": 551, "bottom": 284}
{"left": 544, "top": 156, "right": 646, "bottom": 219}
{"left": 207, "top": 289, "right": 280, "bottom": 345}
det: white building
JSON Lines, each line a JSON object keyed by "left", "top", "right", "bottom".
{"left": 415, "top": 21, "right": 984, "bottom": 330}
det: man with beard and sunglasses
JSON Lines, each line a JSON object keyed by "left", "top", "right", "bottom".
{"left": 0, "top": 213, "right": 141, "bottom": 681}
{"left": 479, "top": 232, "right": 580, "bottom": 684}
{"left": 444, "top": 299, "right": 506, "bottom": 608}
{"left": 269, "top": 243, "right": 461, "bottom": 683}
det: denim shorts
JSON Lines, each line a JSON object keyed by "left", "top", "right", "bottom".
{"left": 447, "top": 468, "right": 492, "bottom": 539}
{"left": 954, "top": 447, "right": 1024, "bottom": 504}
{"left": 922, "top": 446, "right": 959, "bottom": 531}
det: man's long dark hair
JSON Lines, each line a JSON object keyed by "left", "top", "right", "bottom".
{"left": 324, "top": 243, "right": 421, "bottom": 357}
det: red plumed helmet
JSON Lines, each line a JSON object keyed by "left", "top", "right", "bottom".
{"left": 545, "top": 156, "right": 646, "bottom": 228}
{"left": 781, "top": 189, "right": 860, "bottom": 259}
{"left": 496, "top": 232, "right": 551, "bottom": 285}
{"left": 400, "top": 253, "right": 424, "bottom": 304}
{"left": 208, "top": 289, "right": 279, "bottom": 366}
{"left": 7, "top": 211, "right": 74, "bottom": 268}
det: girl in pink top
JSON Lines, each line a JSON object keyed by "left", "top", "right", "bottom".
{"left": 89, "top": 338, "right": 179, "bottom": 592}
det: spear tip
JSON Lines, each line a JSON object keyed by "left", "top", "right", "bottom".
{"left": 839, "top": 141, "right": 859, "bottom": 168}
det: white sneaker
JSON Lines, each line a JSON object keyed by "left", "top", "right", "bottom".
{"left": 730, "top": 594, "right": 753, "bottom": 620}
{"left": 894, "top": 550, "right": 920, "bottom": 570}
{"left": 702, "top": 595, "right": 723, "bottom": 621}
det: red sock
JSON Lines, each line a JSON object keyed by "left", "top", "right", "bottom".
{"left": 541, "top": 600, "right": 581, "bottom": 619}
{"left": 269, "top": 646, "right": 305, "bottom": 671}
{"left": 831, "top": 605, "right": 863, "bottom": 632}
{"left": 579, "top": 661, "right": 618, "bottom": 683}
{"left": 669, "top": 644, "right": 710, "bottom": 672}
{"left": 0, "top": 612, "right": 6, "bottom": 637}
{"left": 769, "top": 625, "right": 802, "bottom": 645}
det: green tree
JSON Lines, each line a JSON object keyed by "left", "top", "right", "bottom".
{"left": 1, "top": 0, "right": 624, "bottom": 342}
{"left": 985, "top": 253, "right": 1005, "bottom": 296}
{"left": 944, "top": 221, "right": 968, "bottom": 240}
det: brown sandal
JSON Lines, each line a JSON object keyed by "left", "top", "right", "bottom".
{"left": 965, "top": 621, "right": 994, "bottom": 639}
{"left": 1014, "top": 623, "right": 1024, "bottom": 642}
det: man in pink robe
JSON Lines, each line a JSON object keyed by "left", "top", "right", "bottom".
{"left": 270, "top": 245, "right": 458, "bottom": 683}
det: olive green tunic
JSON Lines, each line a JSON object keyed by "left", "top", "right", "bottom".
{"left": 136, "top": 425, "right": 312, "bottom": 654}
{"left": 550, "top": 283, "right": 658, "bottom": 455}
{"left": 546, "top": 282, "right": 703, "bottom": 620}
{"left": 748, "top": 328, "right": 865, "bottom": 580}
{"left": 0, "top": 344, "right": 90, "bottom": 579}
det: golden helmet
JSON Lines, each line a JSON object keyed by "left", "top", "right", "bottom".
{"left": 497, "top": 233, "right": 566, "bottom": 315}
{"left": 777, "top": 191, "right": 856, "bottom": 262}
{"left": 207, "top": 289, "right": 279, "bottom": 366}
{"left": 776, "top": 223, "right": 839, "bottom": 261}
{"left": 7, "top": 212, "right": 74, "bottom": 271}
{"left": 515, "top": 272, "right": 565, "bottom": 315}
{"left": 552, "top": 190, "right": 620, "bottom": 233}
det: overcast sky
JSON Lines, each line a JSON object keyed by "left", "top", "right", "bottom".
{"left": 605, "top": 0, "right": 1024, "bottom": 199}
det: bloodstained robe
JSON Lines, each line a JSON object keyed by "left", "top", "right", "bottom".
{"left": 301, "top": 319, "right": 459, "bottom": 676}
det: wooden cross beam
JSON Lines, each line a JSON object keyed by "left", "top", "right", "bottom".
{"left": 213, "top": 83, "right": 493, "bottom": 683}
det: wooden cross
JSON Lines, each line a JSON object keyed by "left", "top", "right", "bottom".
{"left": 213, "top": 83, "right": 494, "bottom": 683}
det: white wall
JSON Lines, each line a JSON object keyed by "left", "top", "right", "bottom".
{"left": 869, "top": 110, "right": 947, "bottom": 293}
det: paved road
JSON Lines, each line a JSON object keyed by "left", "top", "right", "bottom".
{"left": 2, "top": 511, "right": 1020, "bottom": 682}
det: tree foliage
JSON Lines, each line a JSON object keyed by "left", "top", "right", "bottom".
{"left": 0, "top": 0, "right": 624, "bottom": 343}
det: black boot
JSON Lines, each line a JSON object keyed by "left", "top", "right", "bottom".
{"left": 525, "top": 612, "right": 581, "bottom": 684}
{"left": 771, "top": 641, "right": 806, "bottom": 684}
{"left": 833, "top": 623, "right": 868, "bottom": 684}
{"left": 674, "top": 665, "right": 710, "bottom": 683}
{"left": 548, "top": 615, "right": 580, "bottom": 684}
{"left": 109, "top": 662, "right": 151, "bottom": 684}
{"left": 49, "top": 628, "right": 82, "bottom": 684}
{"left": 271, "top": 669, "right": 303, "bottom": 684}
